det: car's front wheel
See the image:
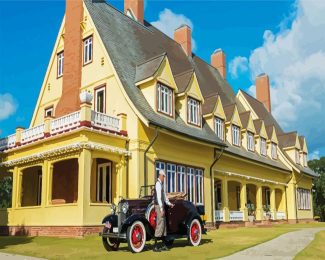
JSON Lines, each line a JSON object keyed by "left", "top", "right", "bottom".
{"left": 102, "top": 227, "right": 120, "bottom": 252}
{"left": 127, "top": 221, "right": 147, "bottom": 253}
{"left": 188, "top": 219, "right": 202, "bottom": 246}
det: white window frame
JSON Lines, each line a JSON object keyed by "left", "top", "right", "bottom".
{"left": 247, "top": 131, "right": 254, "bottom": 151}
{"left": 187, "top": 97, "right": 201, "bottom": 126}
{"left": 44, "top": 107, "right": 54, "bottom": 118}
{"left": 297, "top": 188, "right": 311, "bottom": 210}
{"left": 166, "top": 163, "right": 176, "bottom": 193}
{"left": 95, "top": 87, "right": 106, "bottom": 113}
{"left": 195, "top": 169, "right": 204, "bottom": 205}
{"left": 187, "top": 167, "right": 195, "bottom": 203}
{"left": 57, "top": 51, "right": 64, "bottom": 77}
{"left": 232, "top": 125, "right": 240, "bottom": 146}
{"left": 157, "top": 83, "right": 173, "bottom": 116}
{"left": 177, "top": 165, "right": 186, "bottom": 192}
{"left": 83, "top": 36, "right": 93, "bottom": 65}
{"left": 97, "top": 162, "right": 112, "bottom": 203}
{"left": 271, "top": 142, "right": 278, "bottom": 159}
{"left": 214, "top": 117, "right": 224, "bottom": 141}
{"left": 260, "top": 137, "right": 267, "bottom": 156}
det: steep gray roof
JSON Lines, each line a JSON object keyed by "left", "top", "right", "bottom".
{"left": 135, "top": 53, "right": 166, "bottom": 84}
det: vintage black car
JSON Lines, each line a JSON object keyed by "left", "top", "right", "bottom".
{"left": 99, "top": 186, "right": 206, "bottom": 253}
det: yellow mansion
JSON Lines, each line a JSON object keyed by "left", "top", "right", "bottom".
{"left": 0, "top": 0, "right": 317, "bottom": 236}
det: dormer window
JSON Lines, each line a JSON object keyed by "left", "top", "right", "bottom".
{"left": 232, "top": 125, "right": 240, "bottom": 146}
{"left": 247, "top": 131, "right": 254, "bottom": 151}
{"left": 271, "top": 142, "right": 277, "bottom": 159}
{"left": 295, "top": 149, "right": 300, "bottom": 164}
{"left": 214, "top": 117, "right": 224, "bottom": 141}
{"left": 157, "top": 82, "right": 173, "bottom": 117}
{"left": 260, "top": 137, "right": 267, "bottom": 156}
{"left": 187, "top": 97, "right": 201, "bottom": 126}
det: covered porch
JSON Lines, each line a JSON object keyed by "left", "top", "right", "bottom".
{"left": 214, "top": 171, "right": 287, "bottom": 222}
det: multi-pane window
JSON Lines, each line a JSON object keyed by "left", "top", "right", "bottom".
{"left": 295, "top": 149, "right": 301, "bottom": 164}
{"left": 155, "top": 161, "right": 204, "bottom": 205}
{"left": 95, "top": 87, "right": 105, "bottom": 113}
{"left": 232, "top": 125, "right": 240, "bottom": 146}
{"left": 57, "top": 51, "right": 64, "bottom": 77}
{"left": 157, "top": 83, "right": 173, "bottom": 116}
{"left": 83, "top": 36, "right": 93, "bottom": 65}
{"left": 271, "top": 142, "right": 278, "bottom": 159}
{"left": 214, "top": 117, "right": 224, "bottom": 140}
{"left": 97, "top": 162, "right": 112, "bottom": 203}
{"left": 260, "top": 137, "right": 267, "bottom": 156}
{"left": 297, "top": 188, "right": 311, "bottom": 210}
{"left": 177, "top": 166, "right": 186, "bottom": 192}
{"left": 247, "top": 132, "right": 254, "bottom": 151}
{"left": 187, "top": 97, "right": 201, "bottom": 126}
{"left": 166, "top": 163, "right": 176, "bottom": 193}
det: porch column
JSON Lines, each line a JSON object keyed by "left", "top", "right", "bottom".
{"left": 11, "top": 166, "right": 19, "bottom": 209}
{"left": 41, "top": 160, "right": 49, "bottom": 207}
{"left": 118, "top": 156, "right": 127, "bottom": 198}
{"left": 240, "top": 182, "right": 248, "bottom": 221}
{"left": 78, "top": 149, "right": 92, "bottom": 216}
{"left": 256, "top": 184, "right": 263, "bottom": 220}
{"left": 221, "top": 178, "right": 229, "bottom": 222}
{"left": 270, "top": 187, "right": 276, "bottom": 220}
{"left": 47, "top": 163, "right": 54, "bottom": 205}
{"left": 16, "top": 169, "right": 23, "bottom": 207}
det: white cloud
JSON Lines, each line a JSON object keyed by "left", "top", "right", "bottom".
{"left": 229, "top": 56, "right": 248, "bottom": 78}
{"left": 244, "top": 0, "right": 325, "bottom": 155}
{"left": 309, "top": 150, "right": 320, "bottom": 160}
{"left": 151, "top": 8, "right": 197, "bottom": 52}
{"left": 0, "top": 93, "right": 18, "bottom": 121}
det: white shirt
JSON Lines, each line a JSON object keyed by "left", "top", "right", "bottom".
{"left": 155, "top": 178, "right": 172, "bottom": 211}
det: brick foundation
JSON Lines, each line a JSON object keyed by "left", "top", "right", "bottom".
{"left": 1, "top": 226, "right": 103, "bottom": 238}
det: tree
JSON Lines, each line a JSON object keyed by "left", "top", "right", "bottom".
{"left": 308, "top": 157, "right": 325, "bottom": 221}
{"left": 0, "top": 176, "right": 12, "bottom": 208}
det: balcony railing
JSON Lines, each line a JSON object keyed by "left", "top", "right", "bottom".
{"left": 276, "top": 211, "right": 286, "bottom": 220}
{"left": 0, "top": 110, "right": 121, "bottom": 151}
{"left": 215, "top": 210, "right": 224, "bottom": 221}
{"left": 91, "top": 111, "right": 120, "bottom": 132}
{"left": 21, "top": 124, "right": 45, "bottom": 144}
{"left": 51, "top": 111, "right": 81, "bottom": 135}
{"left": 229, "top": 210, "right": 244, "bottom": 221}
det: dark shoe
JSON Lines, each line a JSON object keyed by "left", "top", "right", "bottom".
{"left": 153, "top": 245, "right": 161, "bottom": 252}
{"left": 160, "top": 244, "right": 170, "bottom": 251}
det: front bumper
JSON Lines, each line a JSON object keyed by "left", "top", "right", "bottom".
{"left": 99, "top": 231, "right": 126, "bottom": 239}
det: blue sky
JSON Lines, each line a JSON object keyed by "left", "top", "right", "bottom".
{"left": 0, "top": 0, "right": 324, "bottom": 159}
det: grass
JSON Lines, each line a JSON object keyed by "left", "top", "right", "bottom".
{"left": 0, "top": 223, "right": 325, "bottom": 260}
{"left": 295, "top": 230, "right": 325, "bottom": 260}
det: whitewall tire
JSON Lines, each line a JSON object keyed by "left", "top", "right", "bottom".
{"left": 188, "top": 218, "right": 202, "bottom": 246}
{"left": 127, "top": 221, "right": 146, "bottom": 253}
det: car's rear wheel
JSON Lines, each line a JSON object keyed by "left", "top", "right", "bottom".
{"left": 188, "top": 219, "right": 202, "bottom": 246}
{"left": 146, "top": 203, "right": 157, "bottom": 230}
{"left": 127, "top": 221, "right": 146, "bottom": 253}
{"left": 102, "top": 227, "right": 120, "bottom": 252}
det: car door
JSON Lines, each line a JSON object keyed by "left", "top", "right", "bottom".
{"left": 166, "top": 199, "right": 187, "bottom": 234}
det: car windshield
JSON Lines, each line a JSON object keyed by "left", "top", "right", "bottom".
{"left": 139, "top": 185, "right": 155, "bottom": 198}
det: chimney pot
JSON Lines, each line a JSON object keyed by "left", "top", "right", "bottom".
{"left": 174, "top": 25, "right": 192, "bottom": 56}
{"left": 211, "top": 49, "right": 226, "bottom": 79}
{"left": 124, "top": 0, "right": 144, "bottom": 24}
{"left": 256, "top": 73, "right": 271, "bottom": 112}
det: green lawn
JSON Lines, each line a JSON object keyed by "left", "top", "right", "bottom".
{"left": 295, "top": 229, "right": 325, "bottom": 260}
{"left": 0, "top": 223, "right": 325, "bottom": 260}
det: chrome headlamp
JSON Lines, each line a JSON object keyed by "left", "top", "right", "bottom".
{"left": 111, "top": 203, "right": 116, "bottom": 214}
{"left": 121, "top": 202, "right": 129, "bottom": 214}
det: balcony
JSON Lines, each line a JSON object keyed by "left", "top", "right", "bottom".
{"left": 0, "top": 109, "right": 124, "bottom": 152}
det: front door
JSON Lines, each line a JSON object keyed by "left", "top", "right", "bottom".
{"left": 97, "top": 162, "right": 112, "bottom": 203}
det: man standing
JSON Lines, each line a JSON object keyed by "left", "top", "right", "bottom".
{"left": 153, "top": 170, "right": 174, "bottom": 252}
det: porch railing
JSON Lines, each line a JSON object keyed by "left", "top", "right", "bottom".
{"left": 91, "top": 111, "right": 120, "bottom": 132}
{"left": 263, "top": 211, "right": 275, "bottom": 220}
{"left": 51, "top": 111, "right": 81, "bottom": 135}
{"left": 215, "top": 210, "right": 224, "bottom": 221}
{"left": 0, "top": 134, "right": 16, "bottom": 150}
{"left": 276, "top": 211, "right": 286, "bottom": 220}
{"left": 229, "top": 211, "right": 244, "bottom": 221}
{"left": 21, "top": 124, "right": 45, "bottom": 144}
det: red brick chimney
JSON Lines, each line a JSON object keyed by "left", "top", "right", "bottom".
{"left": 174, "top": 25, "right": 192, "bottom": 56}
{"left": 211, "top": 49, "right": 226, "bottom": 79}
{"left": 55, "top": 0, "right": 83, "bottom": 117}
{"left": 124, "top": 0, "right": 144, "bottom": 24}
{"left": 256, "top": 73, "right": 271, "bottom": 112}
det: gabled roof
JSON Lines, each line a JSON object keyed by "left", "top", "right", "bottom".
{"left": 174, "top": 69, "right": 194, "bottom": 93}
{"left": 239, "top": 111, "right": 251, "bottom": 129}
{"left": 224, "top": 104, "right": 236, "bottom": 122}
{"left": 253, "top": 119, "right": 263, "bottom": 134}
{"left": 135, "top": 53, "right": 166, "bottom": 84}
{"left": 202, "top": 94, "right": 218, "bottom": 115}
{"left": 278, "top": 132, "right": 298, "bottom": 149}
{"left": 265, "top": 125, "right": 275, "bottom": 139}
